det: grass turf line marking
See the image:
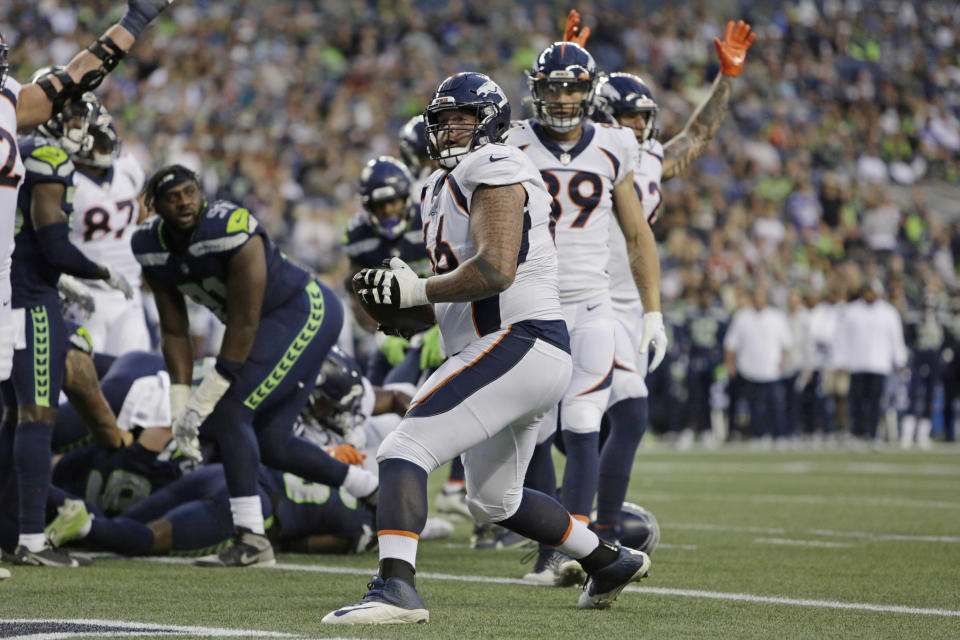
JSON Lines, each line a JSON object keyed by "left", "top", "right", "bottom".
{"left": 131, "top": 558, "right": 960, "bottom": 618}
{"left": 753, "top": 537, "right": 856, "bottom": 548}
{"left": 639, "top": 490, "right": 960, "bottom": 510}
{"left": 669, "top": 522, "right": 960, "bottom": 543}
{"left": 1, "top": 618, "right": 301, "bottom": 638}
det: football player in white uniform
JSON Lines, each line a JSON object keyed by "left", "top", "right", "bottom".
{"left": 61, "top": 93, "right": 149, "bottom": 355}
{"left": 324, "top": 72, "right": 651, "bottom": 625}
{"left": 0, "top": 1, "right": 175, "bottom": 385}
{"left": 505, "top": 41, "right": 666, "bottom": 582}
{"left": 586, "top": 18, "right": 755, "bottom": 543}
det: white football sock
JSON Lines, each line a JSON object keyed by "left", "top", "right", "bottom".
{"left": 230, "top": 496, "right": 264, "bottom": 534}
{"left": 19, "top": 533, "right": 46, "bottom": 552}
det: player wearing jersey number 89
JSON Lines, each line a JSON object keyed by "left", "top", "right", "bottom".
{"left": 325, "top": 72, "right": 650, "bottom": 625}
{"left": 584, "top": 16, "right": 755, "bottom": 543}
{"left": 504, "top": 42, "right": 665, "bottom": 581}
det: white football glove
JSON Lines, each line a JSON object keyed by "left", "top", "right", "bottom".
{"left": 170, "top": 369, "right": 232, "bottom": 463}
{"left": 171, "top": 407, "right": 203, "bottom": 463}
{"left": 354, "top": 257, "right": 429, "bottom": 309}
{"left": 58, "top": 274, "right": 96, "bottom": 316}
{"left": 343, "top": 422, "right": 367, "bottom": 451}
{"left": 638, "top": 311, "right": 668, "bottom": 374}
{"left": 104, "top": 266, "right": 134, "bottom": 300}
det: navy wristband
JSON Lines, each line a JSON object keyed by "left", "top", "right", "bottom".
{"left": 118, "top": 10, "right": 150, "bottom": 38}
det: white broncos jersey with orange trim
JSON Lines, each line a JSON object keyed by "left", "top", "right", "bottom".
{"left": 608, "top": 137, "right": 663, "bottom": 306}
{"left": 419, "top": 143, "right": 562, "bottom": 355}
{"left": 506, "top": 119, "right": 637, "bottom": 303}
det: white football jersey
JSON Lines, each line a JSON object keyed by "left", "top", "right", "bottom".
{"left": 420, "top": 143, "right": 562, "bottom": 355}
{"left": 608, "top": 138, "right": 663, "bottom": 305}
{"left": 69, "top": 153, "right": 145, "bottom": 289}
{"left": 0, "top": 78, "right": 26, "bottom": 312}
{"left": 506, "top": 119, "right": 637, "bottom": 302}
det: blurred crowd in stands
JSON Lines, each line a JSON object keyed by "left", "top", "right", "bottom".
{"left": 4, "top": 0, "right": 960, "bottom": 444}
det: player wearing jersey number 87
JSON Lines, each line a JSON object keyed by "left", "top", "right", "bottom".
{"left": 325, "top": 72, "right": 650, "bottom": 625}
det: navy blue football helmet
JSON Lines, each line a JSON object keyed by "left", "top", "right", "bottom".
{"left": 593, "top": 73, "right": 659, "bottom": 143}
{"left": 619, "top": 502, "right": 660, "bottom": 554}
{"left": 0, "top": 32, "right": 9, "bottom": 90}
{"left": 358, "top": 155, "right": 416, "bottom": 240}
{"left": 307, "top": 345, "right": 365, "bottom": 434}
{"left": 424, "top": 72, "right": 511, "bottom": 169}
{"left": 527, "top": 42, "right": 599, "bottom": 133}
{"left": 398, "top": 115, "right": 429, "bottom": 174}
{"left": 65, "top": 92, "right": 120, "bottom": 168}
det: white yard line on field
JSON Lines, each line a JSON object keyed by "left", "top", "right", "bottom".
{"left": 669, "top": 522, "right": 960, "bottom": 543}
{"left": 637, "top": 490, "right": 960, "bottom": 510}
{"left": 131, "top": 558, "right": 960, "bottom": 618}
{"left": 753, "top": 537, "right": 856, "bottom": 548}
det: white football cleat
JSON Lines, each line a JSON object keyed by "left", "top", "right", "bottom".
{"left": 578, "top": 546, "right": 650, "bottom": 609}
{"left": 322, "top": 576, "right": 429, "bottom": 624}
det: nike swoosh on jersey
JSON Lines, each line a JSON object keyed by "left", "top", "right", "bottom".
{"left": 586, "top": 304, "right": 600, "bottom": 311}
{"left": 488, "top": 155, "right": 509, "bottom": 162}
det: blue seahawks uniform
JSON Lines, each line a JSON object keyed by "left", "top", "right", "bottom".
{"left": 74, "top": 464, "right": 371, "bottom": 557}
{"left": 131, "top": 200, "right": 342, "bottom": 415}
{"left": 11, "top": 135, "right": 76, "bottom": 306}
{"left": 4, "top": 136, "right": 76, "bottom": 409}
{"left": 133, "top": 201, "right": 308, "bottom": 321}
{"left": 51, "top": 441, "right": 185, "bottom": 516}
{"left": 260, "top": 467, "right": 372, "bottom": 548}
{"left": 343, "top": 212, "right": 432, "bottom": 276}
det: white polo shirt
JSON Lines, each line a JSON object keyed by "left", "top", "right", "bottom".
{"left": 724, "top": 306, "right": 793, "bottom": 383}
{"left": 831, "top": 299, "right": 907, "bottom": 375}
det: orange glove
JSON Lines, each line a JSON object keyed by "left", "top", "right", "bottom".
{"left": 328, "top": 444, "right": 366, "bottom": 466}
{"left": 714, "top": 20, "right": 756, "bottom": 77}
{"left": 563, "top": 9, "right": 591, "bottom": 46}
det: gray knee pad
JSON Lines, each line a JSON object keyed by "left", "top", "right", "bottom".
{"left": 376, "top": 429, "right": 439, "bottom": 474}
{"left": 466, "top": 485, "right": 523, "bottom": 524}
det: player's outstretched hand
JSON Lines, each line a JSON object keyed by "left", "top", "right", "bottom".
{"left": 714, "top": 20, "right": 755, "bottom": 77}
{"left": 120, "top": 0, "right": 175, "bottom": 38}
{"left": 104, "top": 266, "right": 134, "bottom": 300}
{"left": 354, "top": 257, "right": 428, "bottom": 310}
{"left": 171, "top": 408, "right": 203, "bottom": 463}
{"left": 58, "top": 274, "right": 96, "bottom": 315}
{"left": 638, "top": 311, "right": 668, "bottom": 374}
{"left": 563, "top": 10, "right": 591, "bottom": 46}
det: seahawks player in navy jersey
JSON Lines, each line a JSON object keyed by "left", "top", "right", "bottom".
{"left": 344, "top": 156, "right": 434, "bottom": 382}
{"left": 132, "top": 165, "right": 368, "bottom": 567}
{"left": 43, "top": 464, "right": 375, "bottom": 559}
{"left": 0, "top": 127, "right": 133, "bottom": 568}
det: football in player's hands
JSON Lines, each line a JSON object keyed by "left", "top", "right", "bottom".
{"left": 351, "top": 270, "right": 435, "bottom": 338}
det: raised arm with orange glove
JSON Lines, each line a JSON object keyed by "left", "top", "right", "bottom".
{"left": 563, "top": 10, "right": 591, "bottom": 46}
{"left": 714, "top": 20, "right": 756, "bottom": 77}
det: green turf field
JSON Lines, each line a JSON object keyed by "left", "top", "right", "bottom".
{"left": 3, "top": 445, "right": 959, "bottom": 639}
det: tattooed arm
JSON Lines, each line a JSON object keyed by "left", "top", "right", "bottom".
{"left": 661, "top": 73, "right": 735, "bottom": 181}
{"left": 63, "top": 349, "right": 131, "bottom": 448}
{"left": 612, "top": 173, "right": 661, "bottom": 312}
{"left": 425, "top": 183, "right": 525, "bottom": 302}
{"left": 661, "top": 19, "right": 755, "bottom": 181}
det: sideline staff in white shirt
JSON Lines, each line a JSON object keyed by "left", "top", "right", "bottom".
{"left": 724, "top": 286, "right": 793, "bottom": 439}
{"left": 832, "top": 284, "right": 907, "bottom": 439}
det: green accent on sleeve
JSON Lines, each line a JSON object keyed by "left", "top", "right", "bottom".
{"left": 30, "top": 145, "right": 69, "bottom": 170}
{"left": 226, "top": 208, "right": 250, "bottom": 234}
